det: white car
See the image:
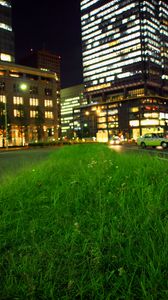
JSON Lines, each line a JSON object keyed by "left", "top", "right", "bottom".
{"left": 137, "top": 133, "right": 168, "bottom": 149}
{"left": 109, "top": 136, "right": 122, "bottom": 145}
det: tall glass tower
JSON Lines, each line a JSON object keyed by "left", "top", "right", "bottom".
{"left": 80, "top": 0, "right": 168, "bottom": 98}
{"left": 0, "top": 0, "right": 15, "bottom": 62}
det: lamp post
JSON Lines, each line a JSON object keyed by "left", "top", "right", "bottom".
{"left": 4, "top": 99, "right": 8, "bottom": 149}
{"left": 20, "top": 83, "right": 28, "bottom": 91}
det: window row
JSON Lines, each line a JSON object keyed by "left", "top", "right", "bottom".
{"left": 0, "top": 96, "right": 54, "bottom": 107}
{"left": 13, "top": 110, "right": 54, "bottom": 119}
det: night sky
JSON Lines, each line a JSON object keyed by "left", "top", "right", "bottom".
{"left": 12, "top": 0, "right": 83, "bottom": 88}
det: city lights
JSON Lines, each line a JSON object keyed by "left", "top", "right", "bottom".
{"left": 79, "top": 0, "right": 168, "bottom": 140}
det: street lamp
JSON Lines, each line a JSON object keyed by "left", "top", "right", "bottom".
{"left": 4, "top": 99, "right": 8, "bottom": 149}
{"left": 20, "top": 83, "right": 28, "bottom": 91}
{"left": 85, "top": 111, "right": 89, "bottom": 116}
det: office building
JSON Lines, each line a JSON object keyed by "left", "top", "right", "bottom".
{"left": 0, "top": 1, "right": 61, "bottom": 147}
{"left": 0, "top": 0, "right": 15, "bottom": 62}
{"left": 19, "top": 50, "right": 61, "bottom": 131}
{"left": 19, "top": 49, "right": 61, "bottom": 84}
{"left": 80, "top": 0, "right": 168, "bottom": 139}
{"left": 61, "top": 84, "right": 87, "bottom": 138}
{"left": 0, "top": 62, "right": 60, "bottom": 147}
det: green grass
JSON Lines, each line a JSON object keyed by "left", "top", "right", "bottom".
{"left": 0, "top": 144, "right": 168, "bottom": 299}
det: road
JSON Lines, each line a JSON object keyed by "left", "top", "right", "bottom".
{"left": 0, "top": 147, "right": 59, "bottom": 182}
{"left": 109, "top": 143, "right": 168, "bottom": 161}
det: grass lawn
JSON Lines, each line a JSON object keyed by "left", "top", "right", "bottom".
{"left": 0, "top": 148, "right": 58, "bottom": 182}
{"left": 0, "top": 144, "right": 168, "bottom": 299}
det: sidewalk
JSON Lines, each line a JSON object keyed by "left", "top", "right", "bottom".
{"left": 0, "top": 146, "right": 29, "bottom": 152}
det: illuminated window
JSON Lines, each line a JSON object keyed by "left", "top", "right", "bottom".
{"left": 108, "top": 109, "right": 118, "bottom": 115}
{"left": 144, "top": 113, "right": 159, "bottom": 118}
{"left": 128, "top": 89, "right": 144, "bottom": 97}
{"left": 0, "top": 95, "right": 6, "bottom": 103}
{"left": 44, "top": 99, "right": 53, "bottom": 107}
{"left": 0, "top": 53, "right": 12, "bottom": 62}
{"left": 130, "top": 107, "right": 139, "bottom": 113}
{"left": 45, "top": 111, "right": 53, "bottom": 119}
{"left": 14, "top": 109, "right": 24, "bottom": 118}
{"left": 129, "top": 120, "right": 140, "bottom": 127}
{"left": 30, "top": 110, "right": 38, "bottom": 118}
{"left": 0, "top": 1, "right": 11, "bottom": 7}
{"left": 97, "top": 117, "right": 106, "bottom": 123}
{"left": 13, "top": 97, "right": 23, "bottom": 105}
{"left": 141, "top": 120, "right": 159, "bottom": 126}
{"left": 29, "top": 98, "right": 39, "bottom": 106}
{"left": 108, "top": 115, "right": 118, "bottom": 122}
{"left": 97, "top": 123, "right": 107, "bottom": 129}
{"left": 0, "top": 23, "right": 12, "bottom": 31}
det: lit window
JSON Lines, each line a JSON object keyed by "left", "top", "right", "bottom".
{"left": 0, "top": 53, "right": 12, "bottom": 62}
{"left": 30, "top": 110, "right": 38, "bottom": 118}
{"left": 45, "top": 111, "right": 53, "bottom": 119}
{"left": 29, "top": 98, "right": 39, "bottom": 106}
{"left": 141, "top": 120, "right": 159, "bottom": 126}
{"left": 0, "top": 1, "right": 11, "bottom": 7}
{"left": 0, "top": 95, "right": 6, "bottom": 103}
{"left": 0, "top": 23, "right": 12, "bottom": 31}
{"left": 129, "top": 120, "right": 140, "bottom": 127}
{"left": 130, "top": 107, "right": 139, "bottom": 113}
{"left": 13, "top": 97, "right": 23, "bottom": 105}
{"left": 44, "top": 99, "right": 53, "bottom": 107}
{"left": 14, "top": 109, "right": 23, "bottom": 118}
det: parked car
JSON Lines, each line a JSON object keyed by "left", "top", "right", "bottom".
{"left": 137, "top": 133, "right": 168, "bottom": 149}
{"left": 109, "top": 136, "right": 122, "bottom": 145}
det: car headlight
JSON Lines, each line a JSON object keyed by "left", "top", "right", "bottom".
{"left": 110, "top": 140, "right": 114, "bottom": 144}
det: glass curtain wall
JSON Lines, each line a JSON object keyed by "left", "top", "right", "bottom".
{"left": 80, "top": 0, "right": 168, "bottom": 93}
{"left": 0, "top": 0, "right": 15, "bottom": 62}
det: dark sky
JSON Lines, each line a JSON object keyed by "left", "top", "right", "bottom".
{"left": 12, "top": 0, "right": 83, "bottom": 88}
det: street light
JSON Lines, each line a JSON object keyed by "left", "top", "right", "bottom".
{"left": 4, "top": 99, "right": 8, "bottom": 149}
{"left": 20, "top": 83, "right": 28, "bottom": 91}
{"left": 85, "top": 111, "right": 89, "bottom": 116}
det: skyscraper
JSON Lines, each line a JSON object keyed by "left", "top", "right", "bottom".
{"left": 0, "top": 0, "right": 15, "bottom": 62}
{"left": 79, "top": 0, "right": 168, "bottom": 140}
{"left": 81, "top": 0, "right": 168, "bottom": 99}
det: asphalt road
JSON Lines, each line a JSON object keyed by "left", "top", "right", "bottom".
{"left": 109, "top": 143, "right": 168, "bottom": 160}
{"left": 0, "top": 147, "right": 59, "bottom": 182}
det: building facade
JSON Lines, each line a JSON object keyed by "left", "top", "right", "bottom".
{"left": 77, "top": 96, "right": 168, "bottom": 141}
{"left": 0, "top": 0, "right": 15, "bottom": 63}
{"left": 0, "top": 62, "right": 60, "bottom": 147}
{"left": 19, "top": 49, "right": 61, "bottom": 136}
{"left": 80, "top": 0, "right": 168, "bottom": 139}
{"left": 19, "top": 49, "right": 61, "bottom": 83}
{"left": 61, "top": 84, "right": 87, "bottom": 138}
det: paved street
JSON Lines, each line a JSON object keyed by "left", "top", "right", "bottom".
{"left": 109, "top": 143, "right": 168, "bottom": 160}
{"left": 0, "top": 147, "right": 59, "bottom": 182}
